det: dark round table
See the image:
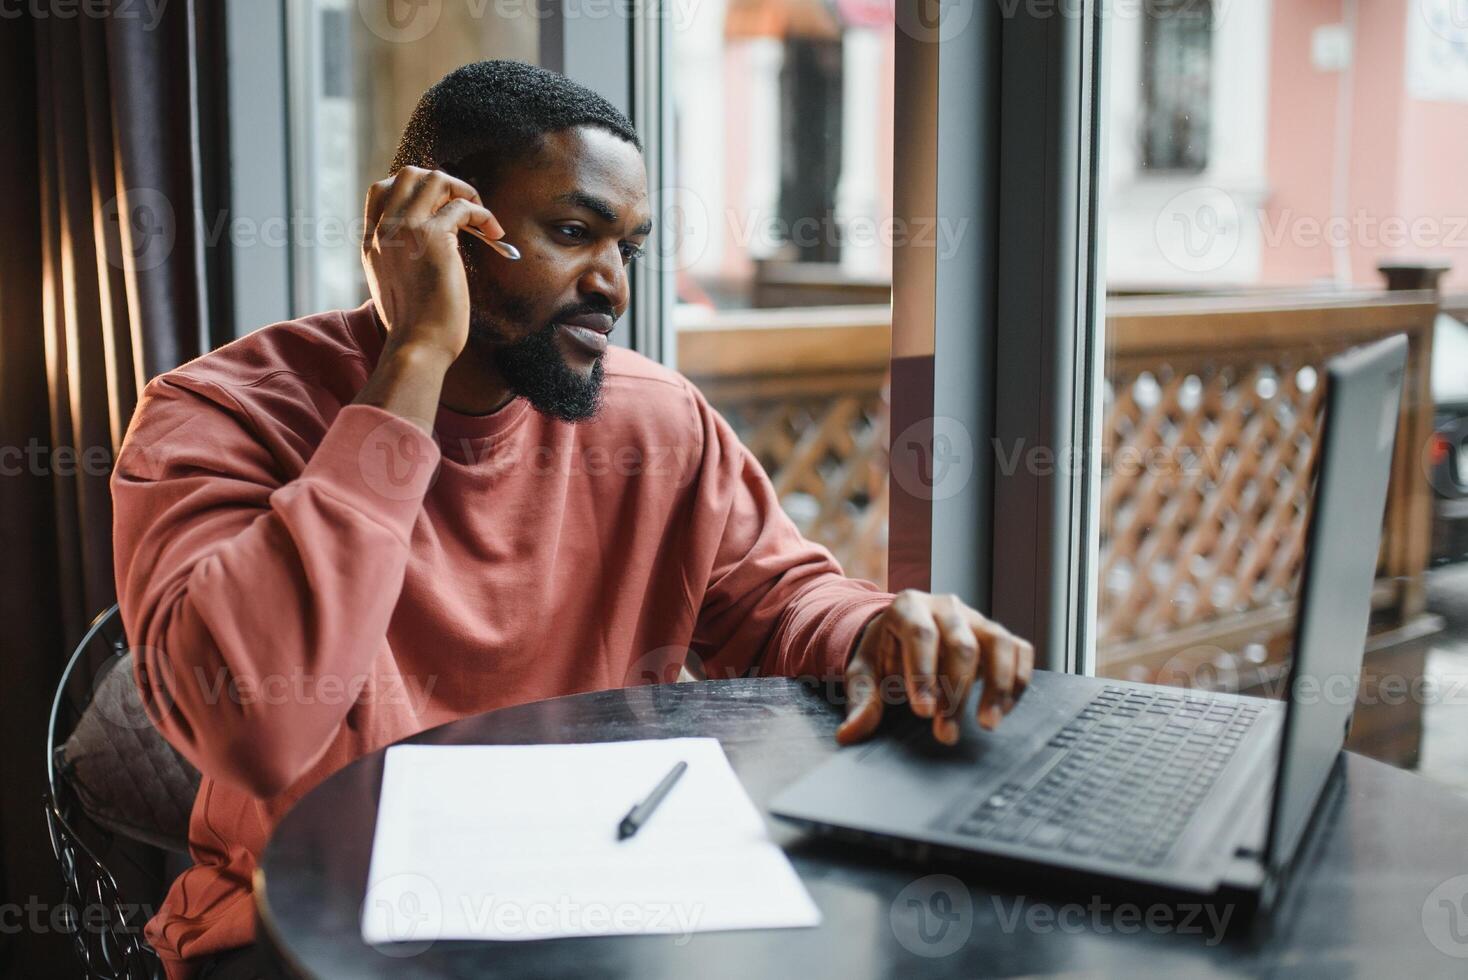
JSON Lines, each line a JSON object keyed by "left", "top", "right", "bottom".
{"left": 257, "top": 678, "right": 1468, "bottom": 978}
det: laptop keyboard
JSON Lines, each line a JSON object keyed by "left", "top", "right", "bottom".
{"left": 950, "top": 686, "right": 1263, "bottom": 867}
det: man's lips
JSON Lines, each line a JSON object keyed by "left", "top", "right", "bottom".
{"left": 556, "top": 313, "right": 613, "bottom": 356}
{"left": 559, "top": 312, "right": 614, "bottom": 334}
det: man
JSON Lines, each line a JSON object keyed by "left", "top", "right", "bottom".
{"left": 113, "top": 61, "right": 1033, "bottom": 978}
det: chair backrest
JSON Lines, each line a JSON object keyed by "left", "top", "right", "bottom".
{"left": 44, "top": 604, "right": 200, "bottom": 980}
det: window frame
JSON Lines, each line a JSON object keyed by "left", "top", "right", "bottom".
{"left": 987, "top": 0, "right": 1105, "bottom": 674}
{"left": 886, "top": 0, "right": 1104, "bottom": 673}
{"left": 540, "top": 0, "right": 674, "bottom": 366}
{"left": 224, "top": 0, "right": 294, "bottom": 337}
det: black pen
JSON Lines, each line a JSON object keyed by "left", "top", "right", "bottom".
{"left": 618, "top": 761, "right": 688, "bottom": 840}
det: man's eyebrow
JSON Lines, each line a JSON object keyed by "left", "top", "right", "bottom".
{"left": 556, "top": 191, "right": 617, "bottom": 222}
{"left": 555, "top": 191, "right": 653, "bottom": 237}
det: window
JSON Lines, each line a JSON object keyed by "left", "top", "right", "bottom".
{"left": 670, "top": 0, "right": 895, "bottom": 587}
{"left": 1140, "top": 0, "right": 1212, "bottom": 173}
{"left": 1095, "top": 0, "right": 1467, "bottom": 777}
{"left": 286, "top": 0, "right": 538, "bottom": 314}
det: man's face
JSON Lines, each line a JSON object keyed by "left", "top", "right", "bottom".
{"left": 456, "top": 125, "right": 651, "bottom": 422}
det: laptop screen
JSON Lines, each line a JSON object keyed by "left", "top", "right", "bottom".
{"left": 1265, "top": 334, "right": 1408, "bottom": 873}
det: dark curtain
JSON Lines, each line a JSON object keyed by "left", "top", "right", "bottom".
{"left": 1, "top": 3, "right": 228, "bottom": 974}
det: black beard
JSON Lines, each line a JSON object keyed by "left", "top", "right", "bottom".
{"left": 468, "top": 310, "right": 605, "bottom": 424}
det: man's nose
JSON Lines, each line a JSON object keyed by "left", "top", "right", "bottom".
{"left": 577, "top": 244, "right": 631, "bottom": 317}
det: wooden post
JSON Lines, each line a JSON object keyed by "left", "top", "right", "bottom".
{"left": 1377, "top": 261, "right": 1446, "bottom": 618}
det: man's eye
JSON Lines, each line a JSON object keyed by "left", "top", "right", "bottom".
{"left": 556, "top": 225, "right": 586, "bottom": 241}
{"left": 621, "top": 243, "right": 646, "bottom": 262}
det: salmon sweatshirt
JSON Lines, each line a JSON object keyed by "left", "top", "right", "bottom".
{"left": 110, "top": 300, "right": 892, "bottom": 976}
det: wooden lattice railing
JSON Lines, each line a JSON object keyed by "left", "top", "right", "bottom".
{"left": 676, "top": 292, "right": 1437, "bottom": 687}
{"left": 677, "top": 305, "right": 892, "bottom": 586}
{"left": 1097, "top": 293, "right": 1437, "bottom": 683}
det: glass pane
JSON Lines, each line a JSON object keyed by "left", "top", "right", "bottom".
{"left": 288, "top": 0, "right": 538, "bottom": 314}
{"left": 669, "top": 0, "right": 895, "bottom": 587}
{"left": 1097, "top": 0, "right": 1468, "bottom": 779}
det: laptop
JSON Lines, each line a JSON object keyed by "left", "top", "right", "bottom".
{"left": 771, "top": 334, "right": 1409, "bottom": 917}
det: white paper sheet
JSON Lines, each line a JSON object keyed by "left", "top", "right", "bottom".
{"left": 360, "top": 737, "right": 821, "bottom": 945}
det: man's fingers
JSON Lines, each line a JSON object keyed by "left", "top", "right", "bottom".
{"left": 364, "top": 179, "right": 391, "bottom": 249}
{"left": 377, "top": 165, "right": 435, "bottom": 223}
{"left": 965, "top": 611, "right": 1021, "bottom": 730}
{"left": 1015, "top": 636, "right": 1035, "bottom": 700}
{"left": 432, "top": 199, "right": 505, "bottom": 241}
{"left": 374, "top": 167, "right": 483, "bottom": 240}
{"left": 891, "top": 591, "right": 941, "bottom": 719}
{"left": 404, "top": 168, "right": 485, "bottom": 216}
{"left": 933, "top": 601, "right": 978, "bottom": 745}
{"left": 836, "top": 649, "right": 885, "bottom": 747}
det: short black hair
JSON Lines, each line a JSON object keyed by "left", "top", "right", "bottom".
{"left": 391, "top": 60, "right": 641, "bottom": 189}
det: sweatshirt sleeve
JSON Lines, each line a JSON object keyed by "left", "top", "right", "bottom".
{"left": 681, "top": 380, "right": 894, "bottom": 683}
{"left": 111, "top": 377, "right": 440, "bottom": 798}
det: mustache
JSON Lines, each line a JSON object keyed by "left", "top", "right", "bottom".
{"left": 546, "top": 300, "right": 617, "bottom": 327}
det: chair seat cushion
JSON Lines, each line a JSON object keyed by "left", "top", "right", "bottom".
{"left": 58, "top": 653, "right": 201, "bottom": 854}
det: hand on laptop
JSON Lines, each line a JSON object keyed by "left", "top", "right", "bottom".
{"left": 836, "top": 591, "right": 1034, "bottom": 747}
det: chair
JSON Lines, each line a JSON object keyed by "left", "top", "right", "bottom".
{"left": 44, "top": 605, "right": 202, "bottom": 980}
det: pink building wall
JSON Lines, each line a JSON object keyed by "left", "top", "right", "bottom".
{"left": 1264, "top": 0, "right": 1468, "bottom": 290}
